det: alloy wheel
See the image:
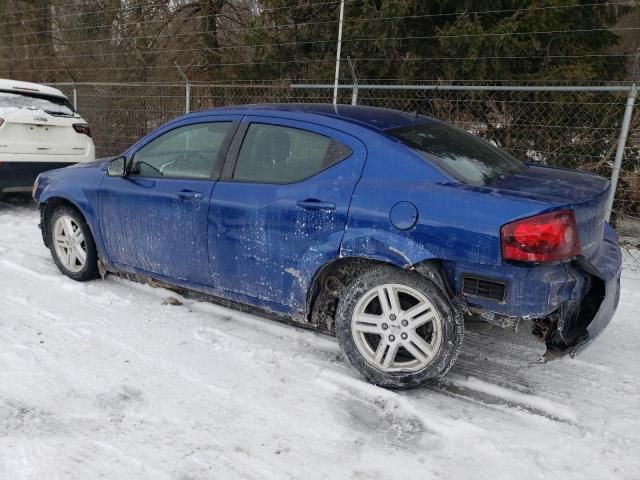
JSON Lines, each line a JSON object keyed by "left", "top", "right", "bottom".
{"left": 53, "top": 215, "right": 87, "bottom": 273}
{"left": 351, "top": 283, "right": 442, "bottom": 373}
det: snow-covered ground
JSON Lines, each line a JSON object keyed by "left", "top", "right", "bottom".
{"left": 1, "top": 197, "right": 639, "bottom": 480}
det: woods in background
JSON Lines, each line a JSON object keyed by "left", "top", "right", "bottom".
{"left": 0, "top": 0, "right": 637, "bottom": 85}
{"left": 0, "top": 1, "right": 637, "bottom": 219}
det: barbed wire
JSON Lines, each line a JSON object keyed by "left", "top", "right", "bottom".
{"left": 2, "top": 0, "right": 125, "bottom": 16}
{"left": 0, "top": 0, "right": 342, "bottom": 28}
{"left": 1, "top": 0, "right": 637, "bottom": 39}
{"left": 1, "top": 14, "right": 343, "bottom": 42}
{"left": 2, "top": 21, "right": 639, "bottom": 54}
{"left": 0, "top": 47, "right": 634, "bottom": 68}
{"left": 0, "top": 0, "right": 594, "bottom": 18}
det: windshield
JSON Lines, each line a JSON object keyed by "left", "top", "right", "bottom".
{"left": 0, "top": 91, "right": 75, "bottom": 116}
{"left": 387, "top": 122, "right": 526, "bottom": 185}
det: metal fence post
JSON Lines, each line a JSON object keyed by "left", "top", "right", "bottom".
{"left": 333, "top": 0, "right": 345, "bottom": 105}
{"left": 605, "top": 85, "right": 637, "bottom": 222}
{"left": 174, "top": 62, "right": 191, "bottom": 114}
{"left": 72, "top": 85, "right": 78, "bottom": 110}
{"left": 605, "top": 51, "right": 639, "bottom": 221}
{"left": 347, "top": 56, "right": 358, "bottom": 105}
{"left": 185, "top": 82, "right": 191, "bottom": 114}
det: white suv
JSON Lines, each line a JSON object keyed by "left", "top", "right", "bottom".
{"left": 0, "top": 79, "right": 95, "bottom": 193}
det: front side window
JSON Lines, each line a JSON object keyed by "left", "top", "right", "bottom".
{"left": 131, "top": 122, "right": 232, "bottom": 179}
{"left": 232, "top": 123, "right": 352, "bottom": 183}
{"left": 387, "top": 122, "right": 526, "bottom": 185}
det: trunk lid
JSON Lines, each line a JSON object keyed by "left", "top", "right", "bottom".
{"left": 0, "top": 107, "right": 89, "bottom": 156}
{"left": 493, "top": 165, "right": 609, "bottom": 260}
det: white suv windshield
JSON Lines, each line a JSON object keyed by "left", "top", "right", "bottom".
{"left": 0, "top": 91, "right": 74, "bottom": 116}
{"left": 387, "top": 122, "right": 526, "bottom": 185}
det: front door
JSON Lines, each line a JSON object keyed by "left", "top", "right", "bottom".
{"left": 99, "top": 118, "right": 238, "bottom": 285}
{"left": 208, "top": 117, "right": 366, "bottom": 313}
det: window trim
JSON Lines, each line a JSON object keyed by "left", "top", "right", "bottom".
{"left": 127, "top": 119, "right": 240, "bottom": 181}
{"left": 220, "top": 120, "right": 353, "bottom": 185}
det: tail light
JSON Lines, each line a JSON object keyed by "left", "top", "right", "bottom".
{"left": 501, "top": 210, "right": 581, "bottom": 262}
{"left": 73, "top": 123, "right": 92, "bottom": 137}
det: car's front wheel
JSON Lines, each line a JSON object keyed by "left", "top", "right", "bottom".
{"left": 47, "top": 205, "right": 99, "bottom": 281}
{"left": 335, "top": 265, "right": 463, "bottom": 389}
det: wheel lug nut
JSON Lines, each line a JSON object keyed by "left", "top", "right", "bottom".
{"left": 389, "top": 335, "right": 395, "bottom": 342}
{"left": 382, "top": 323, "right": 389, "bottom": 330}
{"left": 389, "top": 314, "right": 396, "bottom": 321}
{"left": 401, "top": 333, "right": 408, "bottom": 340}
{"left": 401, "top": 320, "right": 408, "bottom": 327}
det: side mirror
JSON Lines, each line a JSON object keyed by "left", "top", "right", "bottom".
{"left": 107, "top": 156, "right": 127, "bottom": 177}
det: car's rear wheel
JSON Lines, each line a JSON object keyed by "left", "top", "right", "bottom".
{"left": 335, "top": 265, "right": 463, "bottom": 389}
{"left": 47, "top": 205, "right": 99, "bottom": 281}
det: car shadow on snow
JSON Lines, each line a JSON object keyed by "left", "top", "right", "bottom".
{"left": 0, "top": 193, "right": 36, "bottom": 210}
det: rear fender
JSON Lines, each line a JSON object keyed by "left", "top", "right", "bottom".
{"left": 340, "top": 230, "right": 437, "bottom": 269}
{"left": 304, "top": 239, "right": 446, "bottom": 327}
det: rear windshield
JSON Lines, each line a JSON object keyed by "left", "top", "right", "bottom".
{"left": 0, "top": 91, "right": 74, "bottom": 116}
{"left": 387, "top": 122, "right": 526, "bottom": 185}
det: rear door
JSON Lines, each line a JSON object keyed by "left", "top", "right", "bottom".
{"left": 208, "top": 116, "right": 366, "bottom": 313}
{"left": 99, "top": 116, "right": 239, "bottom": 285}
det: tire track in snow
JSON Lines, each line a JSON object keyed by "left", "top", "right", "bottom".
{"left": 316, "top": 369, "right": 486, "bottom": 439}
{"left": 435, "top": 375, "right": 578, "bottom": 424}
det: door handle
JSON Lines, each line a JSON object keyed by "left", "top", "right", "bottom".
{"left": 296, "top": 199, "right": 336, "bottom": 211}
{"left": 176, "top": 190, "right": 203, "bottom": 201}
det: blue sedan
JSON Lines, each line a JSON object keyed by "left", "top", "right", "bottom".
{"left": 32, "top": 104, "right": 622, "bottom": 389}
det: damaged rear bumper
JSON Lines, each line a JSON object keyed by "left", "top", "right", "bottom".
{"left": 549, "top": 226, "right": 622, "bottom": 356}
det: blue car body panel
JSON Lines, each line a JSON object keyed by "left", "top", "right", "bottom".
{"left": 208, "top": 115, "right": 367, "bottom": 314}
{"left": 36, "top": 159, "right": 107, "bottom": 255}
{"left": 99, "top": 175, "right": 217, "bottom": 284}
{"left": 583, "top": 224, "right": 621, "bottom": 341}
{"left": 33, "top": 104, "right": 622, "bottom": 352}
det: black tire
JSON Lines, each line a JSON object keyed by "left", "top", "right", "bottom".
{"left": 335, "top": 265, "right": 463, "bottom": 389}
{"left": 46, "top": 204, "right": 99, "bottom": 282}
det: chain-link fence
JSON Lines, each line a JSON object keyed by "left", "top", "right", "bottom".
{"left": 52, "top": 81, "right": 640, "bottom": 272}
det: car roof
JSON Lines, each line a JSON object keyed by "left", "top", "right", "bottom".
{"left": 191, "top": 103, "right": 434, "bottom": 131}
{"left": 0, "top": 79, "right": 68, "bottom": 100}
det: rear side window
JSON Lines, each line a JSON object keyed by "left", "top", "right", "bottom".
{"left": 232, "top": 123, "right": 352, "bottom": 183}
{"left": 387, "top": 123, "right": 525, "bottom": 185}
{"left": 0, "top": 91, "right": 74, "bottom": 116}
{"left": 131, "top": 122, "right": 232, "bottom": 179}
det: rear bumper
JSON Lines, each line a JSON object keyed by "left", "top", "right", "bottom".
{"left": 540, "top": 224, "right": 622, "bottom": 357}
{"left": 578, "top": 275, "right": 621, "bottom": 350}
{"left": 448, "top": 223, "right": 622, "bottom": 357}
{"left": 569, "top": 229, "right": 622, "bottom": 354}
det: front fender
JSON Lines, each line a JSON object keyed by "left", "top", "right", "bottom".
{"left": 37, "top": 180, "right": 106, "bottom": 261}
{"left": 340, "top": 228, "right": 437, "bottom": 268}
